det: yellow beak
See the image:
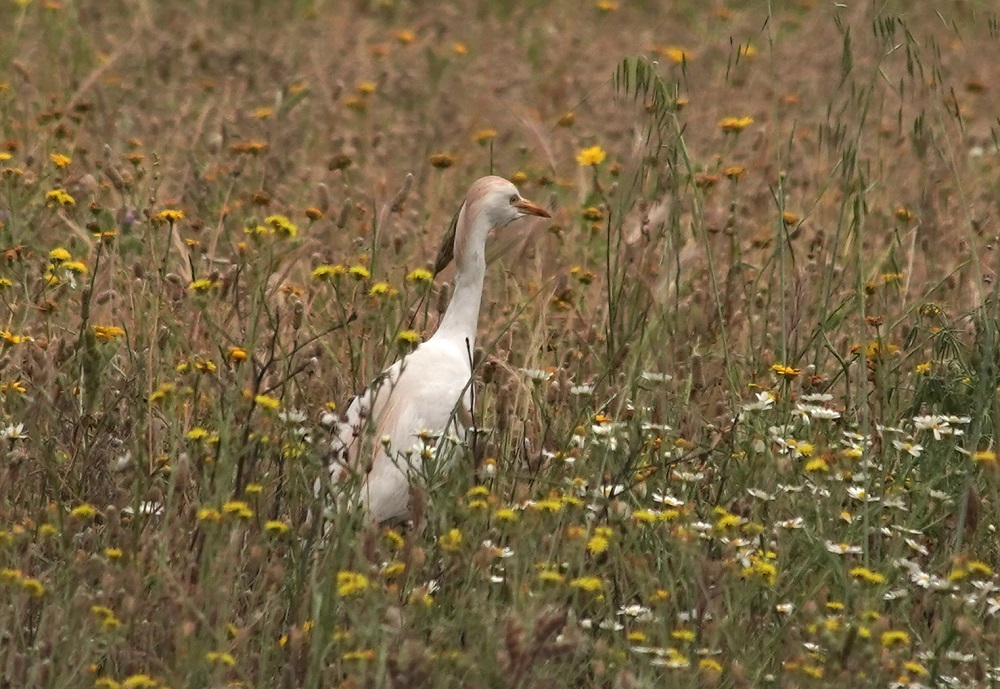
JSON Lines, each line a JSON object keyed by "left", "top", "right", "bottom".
{"left": 514, "top": 198, "right": 551, "bottom": 218}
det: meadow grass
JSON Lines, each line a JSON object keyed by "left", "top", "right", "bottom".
{"left": 2, "top": 1, "right": 1000, "bottom": 687}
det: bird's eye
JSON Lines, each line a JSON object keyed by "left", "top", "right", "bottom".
{"left": 510, "top": 195, "right": 519, "bottom": 205}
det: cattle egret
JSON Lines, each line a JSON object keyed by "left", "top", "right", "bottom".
{"left": 327, "top": 176, "right": 550, "bottom": 524}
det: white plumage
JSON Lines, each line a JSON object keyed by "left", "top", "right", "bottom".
{"left": 327, "top": 176, "right": 550, "bottom": 524}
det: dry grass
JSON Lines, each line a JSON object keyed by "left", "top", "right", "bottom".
{"left": 3, "top": 1, "right": 1000, "bottom": 687}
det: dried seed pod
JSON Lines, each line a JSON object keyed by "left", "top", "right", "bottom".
{"left": 316, "top": 182, "right": 330, "bottom": 213}
{"left": 337, "top": 197, "right": 352, "bottom": 228}
{"left": 389, "top": 172, "right": 413, "bottom": 213}
{"left": 102, "top": 145, "right": 126, "bottom": 191}
{"left": 436, "top": 283, "right": 451, "bottom": 316}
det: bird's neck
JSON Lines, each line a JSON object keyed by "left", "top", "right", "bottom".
{"left": 432, "top": 204, "right": 488, "bottom": 351}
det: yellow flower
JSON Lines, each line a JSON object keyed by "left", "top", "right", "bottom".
{"left": 92, "top": 325, "right": 125, "bottom": 341}
{"left": 49, "top": 153, "right": 71, "bottom": 168}
{"left": 973, "top": 450, "right": 997, "bottom": 464}
{"left": 452, "top": 42, "right": 468, "bottom": 54}
{"left": 186, "top": 427, "right": 211, "bottom": 441}
{"left": 1, "top": 330, "right": 30, "bottom": 345}
{"left": 968, "top": 560, "right": 993, "bottom": 576}
{"left": 393, "top": 28, "right": 415, "bottom": 44}
{"left": 795, "top": 442, "right": 815, "bottom": 458}
{"left": 570, "top": 267, "right": 595, "bottom": 283}
{"left": 197, "top": 508, "right": 222, "bottom": 522}
{"left": 336, "top": 570, "right": 370, "bottom": 597}
{"left": 92, "top": 605, "right": 122, "bottom": 629}
{"left": 596, "top": 0, "right": 618, "bottom": 11}
{"left": 20, "top": 577, "right": 45, "bottom": 597}
{"left": 368, "top": 281, "right": 397, "bottom": 297}
{"left": 804, "top": 457, "right": 829, "bottom": 472}
{"left": 715, "top": 511, "right": 742, "bottom": 530}
{"left": 265, "top": 214, "right": 298, "bottom": 238}
{"left": 349, "top": 265, "right": 370, "bottom": 280}
{"left": 189, "top": 358, "right": 215, "bottom": 374}
{"left": 63, "top": 260, "right": 88, "bottom": 274}
{"left": 1, "top": 379, "right": 26, "bottom": 394}
{"left": 229, "top": 140, "right": 268, "bottom": 155}
{"left": 849, "top": 566, "right": 886, "bottom": 585}
{"left": 254, "top": 394, "right": 280, "bottom": 410}
{"left": 0, "top": 569, "right": 22, "bottom": 583}
{"left": 222, "top": 500, "right": 254, "bottom": 519}
{"left": 915, "top": 361, "right": 932, "bottom": 374}
{"left": 312, "top": 264, "right": 346, "bottom": 281}
{"left": 880, "top": 630, "right": 911, "bottom": 648}
{"left": 188, "top": 278, "right": 217, "bottom": 292}
{"left": 801, "top": 665, "right": 824, "bottom": 679}
{"left": 494, "top": 507, "right": 518, "bottom": 522}
{"left": 473, "top": 128, "right": 497, "bottom": 144}
{"left": 252, "top": 106, "right": 274, "bottom": 119}
{"left": 947, "top": 567, "right": 967, "bottom": 582}
{"left": 154, "top": 209, "right": 185, "bottom": 224}
{"left": 537, "top": 567, "right": 565, "bottom": 584}
{"left": 356, "top": 81, "right": 377, "bottom": 95}
{"left": 382, "top": 529, "right": 405, "bottom": 550}
{"left": 71, "top": 504, "right": 98, "bottom": 519}
{"left": 406, "top": 267, "right": 433, "bottom": 283}
{"left": 742, "top": 557, "right": 777, "bottom": 585}
{"left": 382, "top": 560, "right": 406, "bottom": 578}
{"left": 45, "top": 188, "right": 76, "bottom": 207}
{"left": 770, "top": 363, "right": 801, "bottom": 379}
{"left": 264, "top": 520, "right": 290, "bottom": 535}
{"left": 227, "top": 346, "right": 248, "bottom": 363}
{"left": 104, "top": 547, "right": 123, "bottom": 559}
{"left": 342, "top": 649, "right": 376, "bottom": 661}
{"left": 205, "top": 651, "right": 236, "bottom": 666}
{"left": 429, "top": 153, "right": 456, "bottom": 169}
{"left": 659, "top": 46, "right": 691, "bottom": 63}
{"left": 49, "top": 247, "right": 71, "bottom": 262}
{"left": 719, "top": 116, "right": 754, "bottom": 133}
{"left": 439, "top": 528, "right": 463, "bottom": 552}
{"left": 699, "top": 658, "right": 723, "bottom": 674}
{"left": 576, "top": 145, "right": 607, "bottom": 166}
{"left": 672, "top": 628, "right": 696, "bottom": 642}
{"left": 396, "top": 330, "right": 420, "bottom": 345}
{"left": 569, "top": 576, "right": 604, "bottom": 592}
{"left": 586, "top": 534, "right": 609, "bottom": 555}
{"left": 121, "top": 675, "right": 158, "bottom": 689}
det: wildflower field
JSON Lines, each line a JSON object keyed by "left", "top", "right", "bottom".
{"left": 3, "top": 0, "right": 1000, "bottom": 687}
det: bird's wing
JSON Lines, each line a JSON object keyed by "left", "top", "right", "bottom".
{"left": 327, "top": 361, "right": 402, "bottom": 484}
{"left": 325, "top": 341, "right": 473, "bottom": 523}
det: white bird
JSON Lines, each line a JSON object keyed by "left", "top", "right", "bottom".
{"left": 327, "top": 176, "right": 550, "bottom": 524}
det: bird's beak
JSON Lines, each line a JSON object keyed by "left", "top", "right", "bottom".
{"left": 514, "top": 198, "right": 551, "bottom": 218}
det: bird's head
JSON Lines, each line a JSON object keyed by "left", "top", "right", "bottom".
{"left": 470, "top": 175, "right": 551, "bottom": 229}
{"left": 435, "top": 176, "right": 550, "bottom": 274}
